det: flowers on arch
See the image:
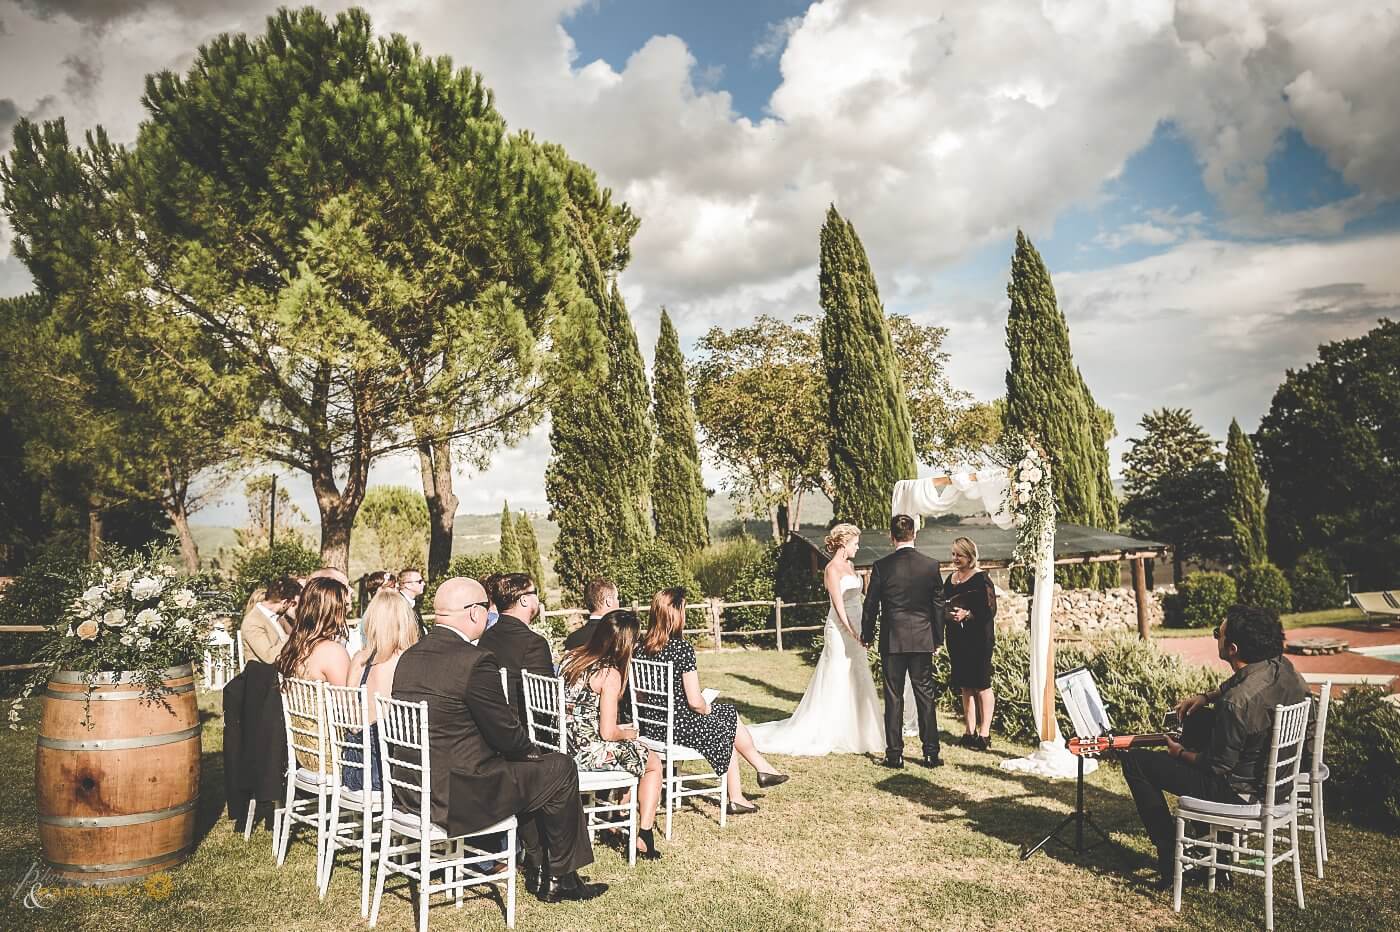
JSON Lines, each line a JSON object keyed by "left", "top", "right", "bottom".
{"left": 990, "top": 433, "right": 1055, "bottom": 566}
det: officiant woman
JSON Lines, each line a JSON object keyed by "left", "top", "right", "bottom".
{"left": 943, "top": 537, "right": 997, "bottom": 750}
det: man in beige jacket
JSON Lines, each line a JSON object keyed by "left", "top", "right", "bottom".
{"left": 240, "top": 577, "right": 302, "bottom": 665}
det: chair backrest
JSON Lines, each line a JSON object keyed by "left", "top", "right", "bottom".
{"left": 630, "top": 658, "right": 675, "bottom": 746}
{"left": 1353, "top": 592, "right": 1397, "bottom": 615}
{"left": 1311, "top": 682, "right": 1332, "bottom": 779}
{"left": 500, "top": 666, "right": 510, "bottom": 704}
{"left": 522, "top": 671, "right": 567, "bottom": 753}
{"left": 323, "top": 682, "right": 371, "bottom": 790}
{"left": 376, "top": 696, "right": 431, "bottom": 829}
{"left": 1261, "top": 698, "right": 1312, "bottom": 811}
{"left": 281, "top": 676, "right": 328, "bottom": 777}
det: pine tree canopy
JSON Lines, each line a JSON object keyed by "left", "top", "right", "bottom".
{"left": 652, "top": 308, "right": 709, "bottom": 557}
{"left": 1225, "top": 418, "right": 1269, "bottom": 567}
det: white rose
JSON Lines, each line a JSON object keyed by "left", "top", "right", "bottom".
{"left": 111, "top": 570, "right": 135, "bottom": 591}
{"left": 135, "top": 608, "right": 162, "bottom": 629}
{"left": 102, "top": 566, "right": 113, "bottom": 578}
{"left": 1017, "top": 490, "right": 1031, "bottom": 504}
{"left": 120, "top": 633, "right": 135, "bottom": 646}
{"left": 130, "top": 576, "right": 164, "bottom": 601}
{"left": 172, "top": 589, "right": 197, "bottom": 609}
{"left": 1023, "top": 466, "right": 1043, "bottom": 484}
{"left": 176, "top": 617, "right": 194, "bottom": 631}
{"left": 103, "top": 608, "right": 127, "bottom": 628}
{"left": 136, "top": 636, "right": 152, "bottom": 651}
{"left": 1019, "top": 458, "right": 1034, "bottom": 472}
{"left": 81, "top": 585, "right": 108, "bottom": 608}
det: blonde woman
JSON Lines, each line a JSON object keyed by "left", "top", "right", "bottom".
{"left": 944, "top": 536, "right": 997, "bottom": 750}
{"left": 342, "top": 591, "right": 422, "bottom": 791}
{"left": 748, "top": 523, "right": 884, "bottom": 756}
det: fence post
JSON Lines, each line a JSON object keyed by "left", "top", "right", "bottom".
{"left": 709, "top": 598, "right": 723, "bottom": 649}
{"left": 774, "top": 598, "right": 784, "bottom": 652}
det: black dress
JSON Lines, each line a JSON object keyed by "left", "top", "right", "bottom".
{"left": 639, "top": 637, "right": 738, "bottom": 775}
{"left": 943, "top": 571, "right": 997, "bottom": 690}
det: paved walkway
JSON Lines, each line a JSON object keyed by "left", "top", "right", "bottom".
{"left": 1156, "top": 623, "right": 1400, "bottom": 690}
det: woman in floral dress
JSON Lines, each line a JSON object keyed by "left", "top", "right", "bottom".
{"left": 561, "top": 610, "right": 665, "bottom": 859}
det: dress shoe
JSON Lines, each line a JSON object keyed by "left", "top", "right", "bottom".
{"left": 958, "top": 733, "right": 977, "bottom": 749}
{"left": 915, "top": 752, "right": 944, "bottom": 768}
{"left": 521, "top": 862, "right": 545, "bottom": 896}
{"left": 636, "top": 827, "right": 662, "bottom": 861}
{"left": 974, "top": 735, "right": 990, "bottom": 751}
{"left": 757, "top": 771, "right": 790, "bottom": 788}
{"left": 879, "top": 754, "right": 905, "bottom": 769}
{"left": 726, "top": 800, "right": 759, "bottom": 815}
{"left": 540, "top": 872, "right": 608, "bottom": 903}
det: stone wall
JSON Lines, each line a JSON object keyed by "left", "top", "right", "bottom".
{"left": 993, "top": 584, "right": 1172, "bottom": 635}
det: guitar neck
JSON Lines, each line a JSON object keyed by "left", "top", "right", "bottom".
{"left": 1069, "top": 731, "right": 1176, "bottom": 756}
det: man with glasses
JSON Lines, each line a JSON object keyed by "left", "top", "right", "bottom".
{"left": 397, "top": 567, "right": 428, "bottom": 637}
{"left": 477, "top": 573, "right": 554, "bottom": 713}
{"left": 391, "top": 577, "right": 604, "bottom": 902}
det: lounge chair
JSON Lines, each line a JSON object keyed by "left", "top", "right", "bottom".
{"left": 1352, "top": 592, "right": 1400, "bottom": 620}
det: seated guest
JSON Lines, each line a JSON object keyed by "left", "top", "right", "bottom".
{"left": 309, "top": 566, "right": 351, "bottom": 588}
{"left": 1123, "top": 604, "right": 1309, "bottom": 888}
{"left": 478, "top": 573, "right": 554, "bottom": 711}
{"left": 560, "top": 610, "right": 664, "bottom": 859}
{"left": 364, "top": 570, "right": 395, "bottom": 601}
{"left": 392, "top": 577, "right": 604, "bottom": 902}
{"left": 482, "top": 572, "right": 504, "bottom": 629}
{"left": 276, "top": 577, "right": 352, "bottom": 687}
{"left": 241, "top": 576, "right": 302, "bottom": 665}
{"left": 396, "top": 567, "right": 428, "bottom": 637}
{"left": 639, "top": 587, "right": 788, "bottom": 814}
{"left": 342, "top": 591, "right": 421, "bottom": 792}
{"left": 564, "top": 578, "right": 621, "bottom": 652}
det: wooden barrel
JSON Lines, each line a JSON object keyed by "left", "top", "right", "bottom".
{"left": 36, "top": 663, "right": 200, "bottom": 885}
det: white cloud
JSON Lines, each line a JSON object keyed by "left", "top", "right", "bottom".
{"left": 1094, "top": 222, "right": 1182, "bottom": 250}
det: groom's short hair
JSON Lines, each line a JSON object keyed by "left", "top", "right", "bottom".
{"left": 890, "top": 514, "right": 916, "bottom": 542}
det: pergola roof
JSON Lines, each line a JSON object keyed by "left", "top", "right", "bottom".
{"left": 785, "top": 519, "right": 1166, "bottom": 568}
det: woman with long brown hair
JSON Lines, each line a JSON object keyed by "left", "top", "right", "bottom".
{"left": 561, "top": 610, "right": 664, "bottom": 858}
{"left": 639, "top": 587, "right": 788, "bottom": 815}
{"left": 276, "top": 576, "right": 352, "bottom": 687}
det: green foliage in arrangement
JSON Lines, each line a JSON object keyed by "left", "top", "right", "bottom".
{"left": 355, "top": 486, "right": 428, "bottom": 573}
{"left": 1324, "top": 685, "right": 1400, "bottom": 830}
{"left": 232, "top": 540, "right": 322, "bottom": 609}
{"left": 652, "top": 309, "right": 709, "bottom": 558}
{"left": 1162, "top": 571, "right": 1238, "bottom": 629}
{"left": 1288, "top": 551, "right": 1347, "bottom": 612}
{"left": 1225, "top": 419, "right": 1269, "bottom": 567}
{"left": 819, "top": 206, "right": 918, "bottom": 528}
{"left": 515, "top": 512, "right": 547, "bottom": 604}
{"left": 547, "top": 283, "right": 655, "bottom": 600}
{"left": 1235, "top": 562, "right": 1293, "bottom": 615}
{"left": 1002, "top": 230, "right": 1118, "bottom": 589}
{"left": 498, "top": 501, "right": 523, "bottom": 572}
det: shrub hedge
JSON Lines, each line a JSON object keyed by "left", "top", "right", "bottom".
{"left": 232, "top": 540, "right": 322, "bottom": 609}
{"left": 1290, "top": 551, "right": 1347, "bottom": 612}
{"left": 1236, "top": 562, "right": 1293, "bottom": 615}
{"left": 1163, "top": 571, "right": 1236, "bottom": 628}
{"left": 1323, "top": 685, "right": 1400, "bottom": 831}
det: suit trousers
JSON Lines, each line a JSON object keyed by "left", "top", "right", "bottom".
{"left": 882, "top": 652, "right": 939, "bottom": 758}
{"left": 507, "top": 751, "right": 593, "bottom": 877}
{"left": 1122, "top": 748, "right": 1239, "bottom": 868}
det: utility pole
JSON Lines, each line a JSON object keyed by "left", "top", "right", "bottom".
{"left": 269, "top": 475, "right": 277, "bottom": 550}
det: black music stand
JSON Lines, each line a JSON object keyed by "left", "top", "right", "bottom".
{"left": 1019, "top": 666, "right": 1111, "bottom": 860}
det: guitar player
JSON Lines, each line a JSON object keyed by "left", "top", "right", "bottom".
{"left": 1121, "top": 604, "right": 1310, "bottom": 890}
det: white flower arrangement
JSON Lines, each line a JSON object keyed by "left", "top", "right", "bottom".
{"left": 9, "top": 548, "right": 229, "bottom": 730}
{"left": 990, "top": 433, "right": 1055, "bottom": 566}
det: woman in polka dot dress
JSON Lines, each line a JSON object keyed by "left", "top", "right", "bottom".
{"left": 637, "top": 587, "right": 790, "bottom": 814}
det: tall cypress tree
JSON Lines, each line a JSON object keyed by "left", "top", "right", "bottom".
{"left": 547, "top": 282, "right": 654, "bottom": 598}
{"left": 1225, "top": 418, "right": 1268, "bottom": 567}
{"left": 516, "top": 511, "right": 546, "bottom": 601}
{"left": 1003, "top": 230, "right": 1118, "bottom": 588}
{"left": 498, "top": 500, "right": 523, "bottom": 571}
{"left": 652, "top": 308, "right": 709, "bottom": 557}
{"left": 818, "top": 205, "right": 917, "bottom": 527}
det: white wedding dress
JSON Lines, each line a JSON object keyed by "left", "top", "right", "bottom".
{"left": 749, "top": 575, "right": 890, "bottom": 755}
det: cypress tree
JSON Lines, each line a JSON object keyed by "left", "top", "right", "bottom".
{"left": 547, "top": 282, "right": 654, "bottom": 598}
{"left": 498, "top": 501, "right": 523, "bottom": 571}
{"left": 516, "top": 511, "right": 546, "bottom": 602}
{"left": 818, "top": 205, "right": 917, "bottom": 527}
{"left": 1225, "top": 418, "right": 1268, "bottom": 567}
{"left": 652, "top": 308, "right": 709, "bottom": 557}
{"left": 1003, "top": 230, "right": 1118, "bottom": 588}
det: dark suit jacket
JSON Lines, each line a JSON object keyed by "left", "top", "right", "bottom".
{"left": 390, "top": 626, "right": 539, "bottom": 834}
{"left": 861, "top": 545, "right": 945, "bottom": 653}
{"left": 562, "top": 615, "right": 603, "bottom": 652}
{"left": 477, "top": 614, "right": 555, "bottom": 711}
{"left": 222, "top": 660, "right": 287, "bottom": 821}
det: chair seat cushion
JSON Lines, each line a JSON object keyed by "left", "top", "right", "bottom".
{"left": 639, "top": 737, "right": 705, "bottom": 761}
{"left": 338, "top": 787, "right": 383, "bottom": 808}
{"left": 389, "top": 809, "right": 518, "bottom": 841}
{"left": 1178, "top": 796, "right": 1293, "bottom": 821}
{"left": 579, "top": 769, "right": 638, "bottom": 791}
{"left": 1296, "top": 762, "right": 1330, "bottom": 783}
{"left": 294, "top": 767, "right": 325, "bottom": 787}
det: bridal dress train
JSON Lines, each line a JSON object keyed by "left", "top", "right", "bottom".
{"left": 749, "top": 575, "right": 886, "bottom": 755}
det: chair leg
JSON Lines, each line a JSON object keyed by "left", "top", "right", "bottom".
{"left": 1290, "top": 818, "right": 1305, "bottom": 910}
{"left": 315, "top": 790, "right": 330, "bottom": 891}
{"left": 276, "top": 780, "right": 297, "bottom": 866}
{"left": 1264, "top": 823, "right": 1275, "bottom": 932}
{"left": 244, "top": 799, "right": 257, "bottom": 841}
{"left": 505, "top": 824, "right": 517, "bottom": 929}
{"left": 1207, "top": 829, "right": 1218, "bottom": 893}
{"left": 369, "top": 822, "right": 392, "bottom": 928}
{"left": 360, "top": 808, "right": 374, "bottom": 919}
{"left": 418, "top": 836, "right": 431, "bottom": 932}
{"left": 719, "top": 771, "right": 728, "bottom": 829}
{"left": 628, "top": 786, "right": 638, "bottom": 867}
{"left": 1317, "top": 785, "right": 1329, "bottom": 863}
{"left": 454, "top": 838, "right": 464, "bottom": 908}
{"left": 319, "top": 794, "right": 340, "bottom": 898}
{"left": 664, "top": 758, "right": 674, "bottom": 841}
{"left": 1172, "top": 816, "right": 1185, "bottom": 913}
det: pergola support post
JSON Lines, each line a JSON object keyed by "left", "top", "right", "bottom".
{"left": 1132, "top": 556, "right": 1150, "bottom": 639}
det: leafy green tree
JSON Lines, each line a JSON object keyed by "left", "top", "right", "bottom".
{"left": 819, "top": 206, "right": 917, "bottom": 526}
{"left": 1225, "top": 419, "right": 1269, "bottom": 567}
{"left": 651, "top": 308, "right": 709, "bottom": 558}
{"left": 1255, "top": 319, "right": 1400, "bottom": 587}
{"left": 356, "top": 486, "right": 429, "bottom": 572}
{"left": 1002, "top": 230, "right": 1118, "bottom": 588}
{"left": 885, "top": 314, "right": 996, "bottom": 468}
{"left": 547, "top": 282, "right": 654, "bottom": 599}
{"left": 235, "top": 474, "right": 312, "bottom": 551}
{"left": 498, "top": 501, "right": 523, "bottom": 572}
{"left": 516, "top": 511, "right": 547, "bottom": 601}
{"left": 1121, "top": 408, "right": 1229, "bottom": 582}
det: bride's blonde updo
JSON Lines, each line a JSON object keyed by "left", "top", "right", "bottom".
{"left": 824, "top": 523, "right": 861, "bottom": 556}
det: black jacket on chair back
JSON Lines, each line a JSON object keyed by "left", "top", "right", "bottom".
{"left": 861, "top": 545, "right": 945, "bottom": 653}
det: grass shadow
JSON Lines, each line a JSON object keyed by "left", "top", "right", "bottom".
{"left": 727, "top": 673, "right": 806, "bottom": 705}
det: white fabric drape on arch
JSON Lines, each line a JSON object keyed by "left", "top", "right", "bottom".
{"left": 890, "top": 474, "right": 1087, "bottom": 779}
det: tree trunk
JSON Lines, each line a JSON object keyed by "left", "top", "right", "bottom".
{"left": 168, "top": 504, "right": 200, "bottom": 574}
{"left": 776, "top": 502, "right": 790, "bottom": 538}
{"left": 87, "top": 508, "right": 103, "bottom": 561}
{"left": 310, "top": 467, "right": 358, "bottom": 573}
{"left": 790, "top": 490, "right": 805, "bottom": 533}
{"left": 417, "top": 436, "right": 458, "bottom": 579}
{"left": 769, "top": 504, "right": 781, "bottom": 541}
{"left": 1172, "top": 549, "right": 1184, "bottom": 584}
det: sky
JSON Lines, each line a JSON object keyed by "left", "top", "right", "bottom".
{"left": 2, "top": 0, "right": 1398, "bottom": 527}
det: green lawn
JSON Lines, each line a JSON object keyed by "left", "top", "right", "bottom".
{"left": 1151, "top": 607, "right": 1367, "bottom": 638}
{"left": 3, "top": 649, "right": 1397, "bottom": 930}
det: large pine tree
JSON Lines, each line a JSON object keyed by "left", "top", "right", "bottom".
{"left": 818, "top": 206, "right": 917, "bottom": 527}
{"left": 516, "top": 511, "right": 546, "bottom": 601}
{"left": 1003, "top": 230, "right": 1118, "bottom": 588}
{"left": 546, "top": 282, "right": 654, "bottom": 598}
{"left": 651, "top": 308, "right": 709, "bottom": 557}
{"left": 1225, "top": 418, "right": 1268, "bottom": 567}
{"left": 498, "top": 501, "right": 523, "bottom": 571}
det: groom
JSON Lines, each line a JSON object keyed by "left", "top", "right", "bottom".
{"left": 861, "top": 514, "right": 945, "bottom": 769}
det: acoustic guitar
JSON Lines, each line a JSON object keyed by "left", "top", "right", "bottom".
{"left": 1068, "top": 732, "right": 1180, "bottom": 758}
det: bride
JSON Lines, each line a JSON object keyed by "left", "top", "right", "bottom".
{"left": 749, "top": 523, "right": 887, "bottom": 755}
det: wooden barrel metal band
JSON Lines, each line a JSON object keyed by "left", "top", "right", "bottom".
{"left": 43, "top": 846, "right": 194, "bottom": 875}
{"left": 38, "top": 799, "right": 197, "bottom": 828}
{"left": 43, "top": 682, "right": 196, "bottom": 701}
{"left": 48, "top": 664, "right": 194, "bottom": 685}
{"left": 37, "top": 724, "right": 201, "bottom": 751}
